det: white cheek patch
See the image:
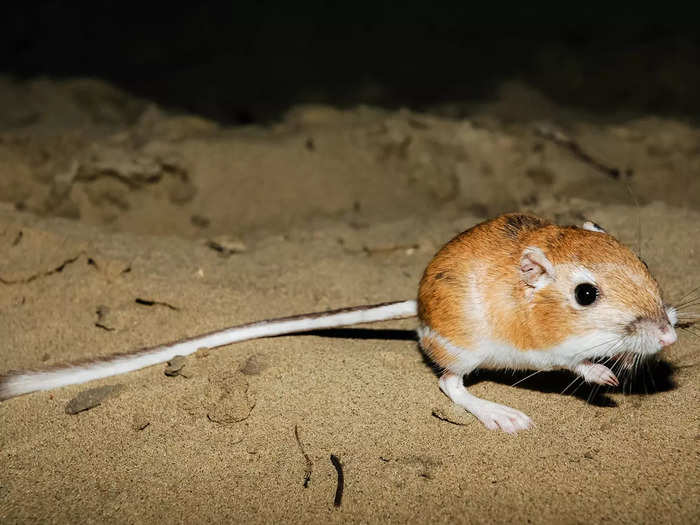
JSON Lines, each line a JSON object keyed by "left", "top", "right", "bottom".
{"left": 570, "top": 266, "right": 597, "bottom": 286}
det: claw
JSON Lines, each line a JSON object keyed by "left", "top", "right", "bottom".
{"left": 575, "top": 361, "right": 619, "bottom": 387}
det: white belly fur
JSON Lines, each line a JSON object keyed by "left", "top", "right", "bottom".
{"left": 417, "top": 324, "right": 623, "bottom": 376}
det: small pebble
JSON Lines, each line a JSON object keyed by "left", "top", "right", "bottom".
{"left": 65, "top": 384, "right": 124, "bottom": 414}
{"left": 164, "top": 355, "right": 187, "bottom": 376}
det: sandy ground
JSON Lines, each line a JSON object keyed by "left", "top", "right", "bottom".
{"left": 0, "top": 77, "right": 698, "bottom": 524}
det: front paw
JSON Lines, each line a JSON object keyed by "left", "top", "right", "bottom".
{"left": 575, "top": 361, "right": 619, "bottom": 386}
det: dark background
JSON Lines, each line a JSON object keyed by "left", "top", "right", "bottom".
{"left": 1, "top": 3, "right": 699, "bottom": 123}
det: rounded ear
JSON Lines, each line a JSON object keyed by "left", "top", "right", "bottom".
{"left": 582, "top": 220, "right": 606, "bottom": 233}
{"left": 520, "top": 246, "right": 555, "bottom": 290}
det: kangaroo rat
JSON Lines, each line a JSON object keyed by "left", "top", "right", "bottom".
{"left": 0, "top": 213, "right": 678, "bottom": 433}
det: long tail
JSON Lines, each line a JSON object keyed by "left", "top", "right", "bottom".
{"left": 0, "top": 300, "right": 417, "bottom": 401}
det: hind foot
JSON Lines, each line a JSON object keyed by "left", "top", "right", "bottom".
{"left": 438, "top": 372, "right": 533, "bottom": 434}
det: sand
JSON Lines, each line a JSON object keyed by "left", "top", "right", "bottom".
{"left": 0, "top": 77, "right": 698, "bottom": 524}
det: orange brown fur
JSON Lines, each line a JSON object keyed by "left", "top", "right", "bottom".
{"left": 417, "top": 213, "right": 665, "bottom": 370}
{"left": 418, "top": 330, "right": 457, "bottom": 368}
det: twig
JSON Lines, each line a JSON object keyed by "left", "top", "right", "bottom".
{"left": 330, "top": 454, "right": 344, "bottom": 507}
{"left": 294, "top": 425, "right": 313, "bottom": 488}
{"left": 134, "top": 298, "right": 179, "bottom": 310}
{"left": 535, "top": 125, "right": 622, "bottom": 179}
{"left": 431, "top": 408, "right": 468, "bottom": 426}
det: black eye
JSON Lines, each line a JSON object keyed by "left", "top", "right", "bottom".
{"left": 575, "top": 283, "right": 598, "bottom": 306}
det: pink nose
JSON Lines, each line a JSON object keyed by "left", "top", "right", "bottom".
{"left": 659, "top": 325, "right": 677, "bottom": 347}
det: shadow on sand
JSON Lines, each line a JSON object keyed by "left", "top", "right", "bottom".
{"left": 294, "top": 327, "right": 677, "bottom": 406}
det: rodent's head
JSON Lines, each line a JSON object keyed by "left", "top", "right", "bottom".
{"left": 519, "top": 221, "right": 677, "bottom": 360}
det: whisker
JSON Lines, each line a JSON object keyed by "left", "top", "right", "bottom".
{"left": 624, "top": 182, "right": 643, "bottom": 258}
{"left": 610, "top": 352, "right": 625, "bottom": 375}
{"left": 680, "top": 327, "right": 700, "bottom": 339}
{"left": 568, "top": 377, "right": 588, "bottom": 398}
{"left": 573, "top": 347, "right": 624, "bottom": 401}
{"left": 675, "top": 298, "right": 700, "bottom": 310}
{"left": 668, "top": 339, "right": 699, "bottom": 368}
{"left": 673, "top": 285, "right": 700, "bottom": 304}
{"left": 646, "top": 359, "right": 658, "bottom": 393}
{"left": 623, "top": 352, "right": 643, "bottom": 394}
{"left": 586, "top": 384, "right": 601, "bottom": 404}
{"left": 609, "top": 353, "right": 627, "bottom": 391}
{"left": 510, "top": 369, "right": 544, "bottom": 388}
{"left": 674, "top": 305, "right": 700, "bottom": 317}
{"left": 561, "top": 375, "right": 583, "bottom": 396}
{"left": 639, "top": 360, "right": 649, "bottom": 396}
{"left": 569, "top": 336, "right": 625, "bottom": 360}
